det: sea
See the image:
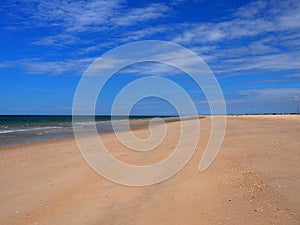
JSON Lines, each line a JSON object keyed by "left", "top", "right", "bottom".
{"left": 0, "top": 115, "right": 159, "bottom": 147}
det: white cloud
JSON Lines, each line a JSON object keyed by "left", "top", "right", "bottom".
{"left": 4, "top": 0, "right": 169, "bottom": 32}
{"left": 32, "top": 34, "right": 80, "bottom": 47}
{"left": 0, "top": 62, "right": 12, "bottom": 68}
{"left": 214, "top": 51, "right": 300, "bottom": 74}
{"left": 10, "top": 58, "right": 95, "bottom": 75}
{"left": 171, "top": 18, "right": 275, "bottom": 44}
{"left": 286, "top": 74, "right": 300, "bottom": 78}
{"left": 2, "top": 0, "right": 300, "bottom": 78}
{"left": 16, "top": 0, "right": 122, "bottom": 31}
{"left": 119, "top": 26, "right": 169, "bottom": 42}
{"left": 3, "top": 0, "right": 171, "bottom": 50}
{"left": 233, "top": 0, "right": 268, "bottom": 19}
{"left": 169, "top": 0, "right": 300, "bottom": 76}
{"left": 119, "top": 62, "right": 182, "bottom": 77}
{"left": 239, "top": 88, "right": 300, "bottom": 100}
{"left": 111, "top": 3, "right": 169, "bottom": 27}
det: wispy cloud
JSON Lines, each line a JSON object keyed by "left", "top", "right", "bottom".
{"left": 170, "top": 0, "right": 300, "bottom": 76}
{"left": 118, "top": 62, "right": 182, "bottom": 77}
{"left": 2, "top": 58, "right": 95, "bottom": 75}
{"left": 3, "top": 0, "right": 170, "bottom": 34}
{"left": 239, "top": 88, "right": 300, "bottom": 100}
{"left": 1, "top": 0, "right": 300, "bottom": 79}
{"left": 110, "top": 3, "right": 169, "bottom": 27}
{"left": 31, "top": 34, "right": 80, "bottom": 47}
{"left": 2, "top": 0, "right": 171, "bottom": 55}
{"left": 4, "top": 0, "right": 120, "bottom": 31}
{"left": 213, "top": 51, "right": 300, "bottom": 74}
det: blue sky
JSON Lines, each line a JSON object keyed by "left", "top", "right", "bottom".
{"left": 1, "top": 0, "right": 300, "bottom": 115}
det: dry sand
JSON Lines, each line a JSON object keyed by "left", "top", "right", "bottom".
{"left": 0, "top": 115, "right": 299, "bottom": 225}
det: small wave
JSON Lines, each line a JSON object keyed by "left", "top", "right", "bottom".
{"left": 73, "top": 121, "right": 112, "bottom": 128}
{"left": 74, "top": 121, "right": 97, "bottom": 125}
{"left": 0, "top": 126, "right": 62, "bottom": 134}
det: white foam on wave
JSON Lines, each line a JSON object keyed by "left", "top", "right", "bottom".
{"left": 0, "top": 126, "right": 62, "bottom": 134}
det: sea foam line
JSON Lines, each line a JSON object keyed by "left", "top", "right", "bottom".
{"left": 0, "top": 126, "right": 62, "bottom": 134}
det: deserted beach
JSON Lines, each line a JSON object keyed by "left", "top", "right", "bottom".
{"left": 1, "top": 0, "right": 300, "bottom": 224}
{"left": 1, "top": 115, "right": 299, "bottom": 224}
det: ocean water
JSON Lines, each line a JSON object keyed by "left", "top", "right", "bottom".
{"left": 0, "top": 115, "right": 157, "bottom": 147}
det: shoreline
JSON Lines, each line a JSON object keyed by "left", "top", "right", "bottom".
{"left": 4, "top": 114, "right": 298, "bottom": 148}
{"left": 0, "top": 115, "right": 203, "bottom": 148}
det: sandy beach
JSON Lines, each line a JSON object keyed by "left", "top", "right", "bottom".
{"left": 0, "top": 115, "right": 299, "bottom": 225}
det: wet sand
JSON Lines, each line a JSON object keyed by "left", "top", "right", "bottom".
{"left": 0, "top": 115, "right": 299, "bottom": 224}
